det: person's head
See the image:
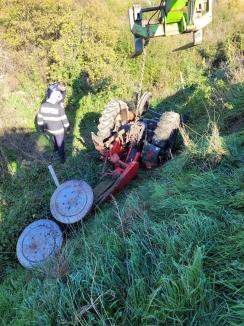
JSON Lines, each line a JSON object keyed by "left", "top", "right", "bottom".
{"left": 46, "top": 91, "right": 63, "bottom": 104}
{"left": 57, "top": 81, "right": 66, "bottom": 92}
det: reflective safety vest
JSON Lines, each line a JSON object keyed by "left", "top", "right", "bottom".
{"left": 37, "top": 102, "right": 70, "bottom": 135}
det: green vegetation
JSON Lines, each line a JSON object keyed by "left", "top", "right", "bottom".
{"left": 0, "top": 0, "right": 243, "bottom": 325}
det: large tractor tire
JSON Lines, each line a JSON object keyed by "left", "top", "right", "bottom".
{"left": 96, "top": 100, "right": 129, "bottom": 142}
{"left": 135, "top": 92, "right": 152, "bottom": 117}
{"left": 153, "top": 111, "right": 180, "bottom": 152}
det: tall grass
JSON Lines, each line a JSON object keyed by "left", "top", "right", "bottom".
{"left": 0, "top": 125, "right": 243, "bottom": 324}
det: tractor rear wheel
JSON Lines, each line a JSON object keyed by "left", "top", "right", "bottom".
{"left": 96, "top": 100, "right": 129, "bottom": 142}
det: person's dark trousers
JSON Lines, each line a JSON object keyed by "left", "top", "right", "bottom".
{"left": 52, "top": 133, "right": 65, "bottom": 163}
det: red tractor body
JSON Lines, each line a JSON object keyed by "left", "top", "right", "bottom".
{"left": 92, "top": 93, "right": 183, "bottom": 205}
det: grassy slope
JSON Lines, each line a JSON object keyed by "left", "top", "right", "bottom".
{"left": 0, "top": 0, "right": 243, "bottom": 325}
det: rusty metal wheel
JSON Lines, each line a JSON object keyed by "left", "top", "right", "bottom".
{"left": 16, "top": 219, "right": 63, "bottom": 269}
{"left": 50, "top": 180, "right": 94, "bottom": 224}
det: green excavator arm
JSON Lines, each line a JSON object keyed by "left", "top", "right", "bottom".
{"left": 129, "top": 0, "right": 213, "bottom": 57}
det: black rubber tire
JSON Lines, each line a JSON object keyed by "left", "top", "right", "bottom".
{"left": 96, "top": 100, "right": 128, "bottom": 142}
{"left": 135, "top": 92, "right": 152, "bottom": 117}
{"left": 153, "top": 111, "right": 180, "bottom": 150}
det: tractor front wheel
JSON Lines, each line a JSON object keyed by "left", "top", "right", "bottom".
{"left": 135, "top": 92, "right": 152, "bottom": 118}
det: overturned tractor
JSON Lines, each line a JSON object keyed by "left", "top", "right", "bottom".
{"left": 91, "top": 92, "right": 182, "bottom": 204}
{"left": 16, "top": 93, "right": 184, "bottom": 268}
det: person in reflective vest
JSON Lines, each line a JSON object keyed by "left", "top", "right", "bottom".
{"left": 37, "top": 90, "right": 70, "bottom": 163}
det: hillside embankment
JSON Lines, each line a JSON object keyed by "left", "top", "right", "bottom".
{"left": 0, "top": 0, "right": 243, "bottom": 324}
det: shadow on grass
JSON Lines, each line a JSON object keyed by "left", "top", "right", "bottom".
{"left": 78, "top": 111, "right": 100, "bottom": 149}
{"left": 0, "top": 127, "right": 51, "bottom": 179}
{"left": 65, "top": 72, "right": 112, "bottom": 150}
{"left": 152, "top": 85, "right": 196, "bottom": 113}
